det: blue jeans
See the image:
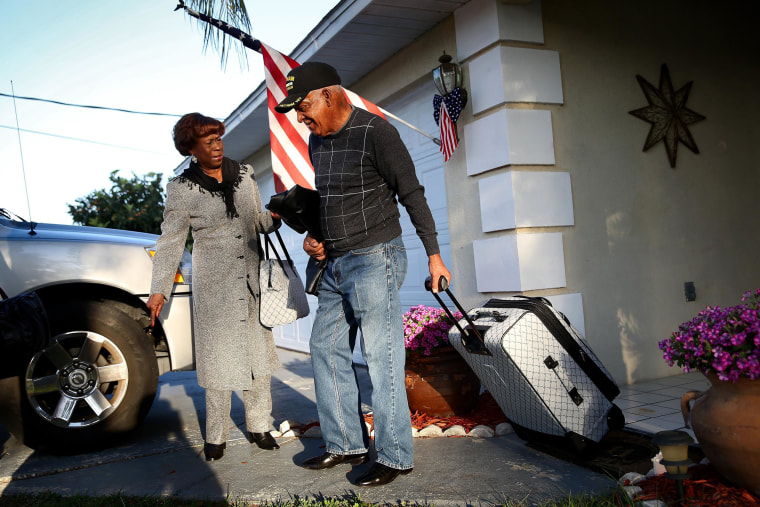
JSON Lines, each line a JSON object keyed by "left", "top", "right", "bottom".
{"left": 309, "top": 236, "right": 412, "bottom": 470}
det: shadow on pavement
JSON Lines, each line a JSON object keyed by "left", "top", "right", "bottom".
{"left": 0, "top": 349, "right": 335, "bottom": 500}
{"left": 0, "top": 374, "right": 227, "bottom": 499}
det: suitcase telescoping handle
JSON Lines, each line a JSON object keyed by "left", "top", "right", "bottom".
{"left": 424, "top": 276, "right": 491, "bottom": 356}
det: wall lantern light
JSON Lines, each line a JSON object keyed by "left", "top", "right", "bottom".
{"left": 652, "top": 430, "right": 695, "bottom": 503}
{"left": 433, "top": 52, "right": 467, "bottom": 105}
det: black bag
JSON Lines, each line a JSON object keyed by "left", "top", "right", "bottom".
{"left": 305, "top": 257, "right": 327, "bottom": 296}
{"left": 267, "top": 186, "right": 327, "bottom": 296}
{"left": 266, "top": 185, "right": 321, "bottom": 239}
{"left": 0, "top": 292, "right": 50, "bottom": 377}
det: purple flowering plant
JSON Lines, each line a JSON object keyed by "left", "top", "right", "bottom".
{"left": 659, "top": 289, "right": 760, "bottom": 382}
{"left": 403, "top": 305, "right": 462, "bottom": 356}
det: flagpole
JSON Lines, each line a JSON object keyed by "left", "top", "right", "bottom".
{"left": 175, "top": 1, "right": 441, "bottom": 145}
{"left": 378, "top": 107, "right": 441, "bottom": 145}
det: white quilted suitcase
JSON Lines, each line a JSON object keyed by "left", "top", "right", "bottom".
{"left": 426, "top": 278, "right": 623, "bottom": 453}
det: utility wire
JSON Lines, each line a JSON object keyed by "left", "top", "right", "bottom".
{"left": 0, "top": 124, "right": 174, "bottom": 155}
{"left": 0, "top": 90, "right": 217, "bottom": 155}
{"left": 0, "top": 92, "right": 207, "bottom": 119}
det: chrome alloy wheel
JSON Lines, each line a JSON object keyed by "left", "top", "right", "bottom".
{"left": 25, "top": 331, "right": 129, "bottom": 428}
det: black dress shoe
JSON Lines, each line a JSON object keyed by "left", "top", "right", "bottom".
{"left": 204, "top": 442, "right": 226, "bottom": 461}
{"left": 248, "top": 431, "right": 280, "bottom": 450}
{"left": 354, "top": 463, "right": 413, "bottom": 487}
{"left": 301, "top": 451, "right": 369, "bottom": 470}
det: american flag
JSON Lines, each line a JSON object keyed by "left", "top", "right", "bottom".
{"left": 438, "top": 101, "right": 457, "bottom": 162}
{"left": 433, "top": 87, "right": 464, "bottom": 162}
{"left": 261, "top": 43, "right": 387, "bottom": 192}
{"left": 172, "top": 5, "right": 309, "bottom": 191}
{"left": 173, "top": 3, "right": 422, "bottom": 191}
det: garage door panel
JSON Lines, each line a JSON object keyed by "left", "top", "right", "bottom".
{"left": 401, "top": 247, "right": 454, "bottom": 308}
{"left": 421, "top": 169, "right": 447, "bottom": 212}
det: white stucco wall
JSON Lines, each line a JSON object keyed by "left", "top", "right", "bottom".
{"left": 442, "top": 0, "right": 760, "bottom": 385}
{"left": 539, "top": 0, "right": 760, "bottom": 383}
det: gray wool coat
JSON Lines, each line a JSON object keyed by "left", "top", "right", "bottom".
{"left": 150, "top": 162, "right": 281, "bottom": 390}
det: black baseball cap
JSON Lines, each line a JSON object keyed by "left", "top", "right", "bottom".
{"left": 274, "top": 62, "right": 342, "bottom": 113}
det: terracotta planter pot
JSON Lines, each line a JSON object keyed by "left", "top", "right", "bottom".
{"left": 681, "top": 373, "right": 760, "bottom": 495}
{"left": 405, "top": 345, "right": 480, "bottom": 417}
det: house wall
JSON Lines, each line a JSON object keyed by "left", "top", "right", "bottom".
{"left": 540, "top": 0, "right": 760, "bottom": 383}
{"left": 350, "top": 0, "right": 760, "bottom": 385}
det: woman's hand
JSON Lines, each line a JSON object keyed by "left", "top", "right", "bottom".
{"left": 303, "top": 234, "right": 326, "bottom": 261}
{"left": 147, "top": 293, "right": 166, "bottom": 327}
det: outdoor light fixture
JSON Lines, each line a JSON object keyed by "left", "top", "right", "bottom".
{"left": 653, "top": 430, "right": 695, "bottom": 503}
{"left": 433, "top": 52, "right": 467, "bottom": 104}
{"left": 431, "top": 51, "right": 467, "bottom": 159}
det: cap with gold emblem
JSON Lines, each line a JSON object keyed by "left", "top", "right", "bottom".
{"left": 274, "top": 62, "right": 342, "bottom": 113}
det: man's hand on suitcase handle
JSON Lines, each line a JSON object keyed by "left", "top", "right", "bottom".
{"left": 424, "top": 275, "right": 448, "bottom": 293}
{"left": 427, "top": 253, "right": 451, "bottom": 294}
{"left": 423, "top": 274, "right": 492, "bottom": 356}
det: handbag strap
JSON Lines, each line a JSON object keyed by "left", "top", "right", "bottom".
{"left": 261, "top": 229, "right": 293, "bottom": 266}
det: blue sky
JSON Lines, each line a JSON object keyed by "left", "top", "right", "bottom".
{"left": 0, "top": 0, "right": 338, "bottom": 225}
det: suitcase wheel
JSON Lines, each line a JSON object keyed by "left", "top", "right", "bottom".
{"left": 607, "top": 404, "right": 625, "bottom": 431}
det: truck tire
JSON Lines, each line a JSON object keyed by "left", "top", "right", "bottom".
{"left": 13, "top": 299, "right": 158, "bottom": 454}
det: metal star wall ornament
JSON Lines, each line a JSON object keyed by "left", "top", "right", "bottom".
{"left": 629, "top": 64, "right": 706, "bottom": 168}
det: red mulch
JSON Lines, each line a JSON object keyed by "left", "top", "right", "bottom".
{"left": 359, "top": 391, "right": 508, "bottom": 435}
{"left": 293, "top": 392, "right": 507, "bottom": 436}
{"left": 409, "top": 390, "right": 508, "bottom": 432}
{"left": 631, "top": 464, "right": 760, "bottom": 506}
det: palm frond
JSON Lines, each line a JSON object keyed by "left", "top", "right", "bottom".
{"left": 183, "top": 0, "right": 252, "bottom": 69}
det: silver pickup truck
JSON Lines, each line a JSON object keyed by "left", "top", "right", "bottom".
{"left": 0, "top": 210, "right": 194, "bottom": 454}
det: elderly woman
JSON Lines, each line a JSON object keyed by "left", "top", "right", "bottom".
{"left": 147, "top": 112, "right": 281, "bottom": 461}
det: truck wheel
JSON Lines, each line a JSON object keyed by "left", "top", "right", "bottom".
{"left": 17, "top": 299, "right": 158, "bottom": 454}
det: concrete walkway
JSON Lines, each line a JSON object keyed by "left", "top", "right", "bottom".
{"left": 0, "top": 349, "right": 619, "bottom": 505}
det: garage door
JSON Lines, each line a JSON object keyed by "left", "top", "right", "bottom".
{"left": 269, "top": 78, "right": 452, "bottom": 355}
{"left": 386, "top": 81, "right": 453, "bottom": 312}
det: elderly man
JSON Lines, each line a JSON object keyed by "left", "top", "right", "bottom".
{"left": 275, "top": 62, "right": 451, "bottom": 487}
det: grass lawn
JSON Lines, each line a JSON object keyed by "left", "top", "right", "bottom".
{"left": 0, "top": 491, "right": 636, "bottom": 507}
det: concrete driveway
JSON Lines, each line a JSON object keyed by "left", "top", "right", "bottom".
{"left": 0, "top": 349, "right": 616, "bottom": 505}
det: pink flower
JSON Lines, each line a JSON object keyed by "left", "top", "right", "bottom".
{"left": 659, "top": 288, "right": 760, "bottom": 382}
{"left": 403, "top": 305, "right": 462, "bottom": 355}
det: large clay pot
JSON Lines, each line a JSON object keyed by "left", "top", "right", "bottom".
{"left": 405, "top": 345, "right": 480, "bottom": 417}
{"left": 681, "top": 373, "right": 760, "bottom": 495}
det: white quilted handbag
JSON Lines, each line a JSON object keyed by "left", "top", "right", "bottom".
{"left": 258, "top": 229, "right": 309, "bottom": 328}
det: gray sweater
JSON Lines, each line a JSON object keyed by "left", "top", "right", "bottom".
{"left": 309, "top": 107, "right": 440, "bottom": 258}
